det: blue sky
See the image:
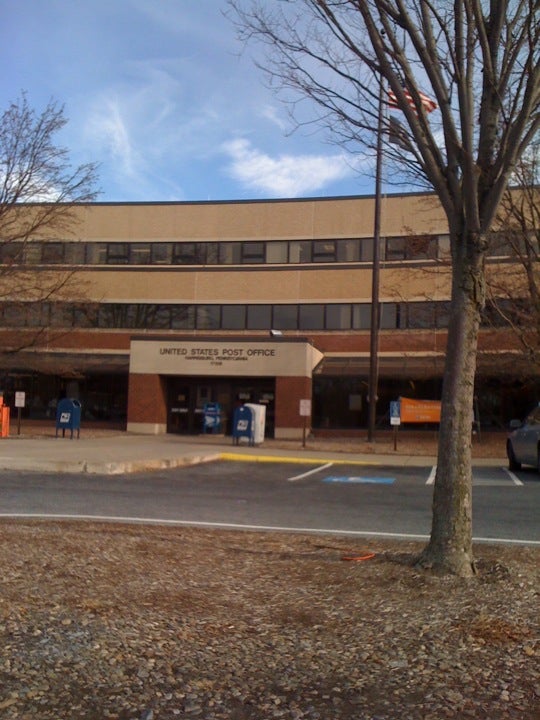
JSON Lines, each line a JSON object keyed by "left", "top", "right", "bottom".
{"left": 1, "top": 0, "right": 378, "bottom": 203}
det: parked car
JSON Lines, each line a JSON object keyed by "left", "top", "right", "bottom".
{"left": 507, "top": 404, "right": 540, "bottom": 472}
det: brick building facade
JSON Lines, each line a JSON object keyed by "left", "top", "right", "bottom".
{"left": 0, "top": 192, "right": 536, "bottom": 437}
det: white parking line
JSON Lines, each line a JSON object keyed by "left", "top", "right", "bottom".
{"left": 426, "top": 466, "right": 523, "bottom": 487}
{"left": 288, "top": 462, "right": 334, "bottom": 481}
{"left": 0, "top": 513, "right": 538, "bottom": 545}
{"left": 502, "top": 468, "right": 524, "bottom": 486}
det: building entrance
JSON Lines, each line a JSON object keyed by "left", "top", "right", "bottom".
{"left": 166, "top": 376, "right": 275, "bottom": 436}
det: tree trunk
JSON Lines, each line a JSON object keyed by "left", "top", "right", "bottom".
{"left": 417, "top": 232, "right": 486, "bottom": 576}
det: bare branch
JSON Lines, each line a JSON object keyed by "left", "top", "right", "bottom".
{"left": 0, "top": 93, "right": 99, "bottom": 352}
{"left": 228, "top": 0, "right": 540, "bottom": 576}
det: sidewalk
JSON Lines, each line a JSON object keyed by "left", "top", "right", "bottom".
{"left": 0, "top": 424, "right": 507, "bottom": 474}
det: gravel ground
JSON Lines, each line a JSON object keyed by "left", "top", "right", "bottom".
{"left": 0, "top": 522, "right": 538, "bottom": 720}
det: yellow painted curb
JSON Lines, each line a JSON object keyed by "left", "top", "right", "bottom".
{"left": 219, "top": 452, "right": 370, "bottom": 466}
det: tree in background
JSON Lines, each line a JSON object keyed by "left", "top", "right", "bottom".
{"left": 0, "top": 93, "right": 98, "bottom": 354}
{"left": 486, "top": 149, "right": 540, "bottom": 373}
{"left": 229, "top": 0, "right": 540, "bottom": 575}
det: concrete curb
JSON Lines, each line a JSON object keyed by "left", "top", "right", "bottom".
{"left": 83, "top": 453, "right": 222, "bottom": 475}
{"left": 0, "top": 433, "right": 506, "bottom": 474}
{"left": 0, "top": 453, "right": 222, "bottom": 475}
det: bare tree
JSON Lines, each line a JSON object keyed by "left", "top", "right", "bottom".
{"left": 228, "top": 0, "right": 540, "bottom": 575}
{"left": 0, "top": 93, "right": 98, "bottom": 354}
{"left": 486, "top": 150, "right": 540, "bottom": 371}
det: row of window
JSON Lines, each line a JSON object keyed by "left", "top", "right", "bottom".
{"left": 0, "top": 300, "right": 519, "bottom": 331}
{"left": 0, "top": 236, "right": 447, "bottom": 266}
{"left": 0, "top": 234, "right": 527, "bottom": 268}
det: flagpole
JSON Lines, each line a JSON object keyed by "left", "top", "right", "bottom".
{"left": 367, "top": 77, "right": 384, "bottom": 443}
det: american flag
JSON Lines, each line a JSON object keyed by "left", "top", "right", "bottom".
{"left": 388, "top": 88, "right": 437, "bottom": 114}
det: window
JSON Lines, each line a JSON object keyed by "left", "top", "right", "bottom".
{"left": 407, "top": 302, "right": 435, "bottom": 328}
{"left": 222, "top": 305, "right": 246, "bottom": 329}
{"left": 437, "top": 234, "right": 451, "bottom": 259}
{"left": 326, "top": 304, "right": 352, "bottom": 330}
{"left": 40, "top": 243, "right": 65, "bottom": 264}
{"left": 49, "top": 303, "right": 74, "bottom": 327}
{"left": 299, "top": 304, "right": 325, "bottom": 330}
{"left": 73, "top": 304, "right": 99, "bottom": 328}
{"left": 247, "top": 305, "right": 271, "bottom": 329}
{"left": 151, "top": 243, "right": 172, "bottom": 264}
{"left": 289, "top": 241, "right": 312, "bottom": 263}
{"left": 130, "top": 243, "right": 152, "bottom": 265}
{"left": 336, "top": 239, "right": 361, "bottom": 262}
{"left": 273, "top": 305, "right": 298, "bottom": 330}
{"left": 130, "top": 304, "right": 160, "bottom": 328}
{"left": 385, "top": 237, "right": 406, "bottom": 261}
{"left": 360, "top": 238, "right": 374, "bottom": 261}
{"left": 241, "top": 242, "right": 265, "bottom": 264}
{"left": 106, "top": 243, "right": 129, "bottom": 264}
{"left": 219, "top": 242, "right": 242, "bottom": 264}
{"left": 487, "top": 231, "right": 532, "bottom": 258}
{"left": 98, "top": 305, "right": 129, "bottom": 328}
{"left": 171, "top": 305, "right": 195, "bottom": 329}
{"left": 481, "top": 299, "right": 527, "bottom": 328}
{"left": 1, "top": 304, "right": 27, "bottom": 326}
{"left": 380, "top": 303, "right": 398, "bottom": 329}
{"left": 406, "top": 234, "right": 436, "bottom": 259}
{"left": 172, "top": 242, "right": 206, "bottom": 264}
{"left": 352, "top": 304, "right": 371, "bottom": 329}
{"left": 64, "top": 243, "right": 86, "bottom": 264}
{"left": 86, "top": 243, "right": 107, "bottom": 264}
{"left": 386, "top": 235, "right": 437, "bottom": 261}
{"left": 0, "top": 242, "right": 24, "bottom": 264}
{"left": 24, "top": 244, "right": 42, "bottom": 264}
{"left": 204, "top": 243, "right": 219, "bottom": 264}
{"left": 435, "top": 302, "right": 451, "bottom": 328}
{"left": 266, "top": 242, "right": 288, "bottom": 263}
{"left": 27, "top": 302, "right": 48, "bottom": 326}
{"left": 148, "top": 305, "right": 173, "bottom": 329}
{"left": 312, "top": 240, "right": 336, "bottom": 263}
{"left": 196, "top": 305, "right": 220, "bottom": 329}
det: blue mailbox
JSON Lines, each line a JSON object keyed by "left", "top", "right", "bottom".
{"left": 203, "top": 402, "right": 222, "bottom": 434}
{"left": 232, "top": 405, "right": 254, "bottom": 445}
{"left": 55, "top": 398, "right": 82, "bottom": 439}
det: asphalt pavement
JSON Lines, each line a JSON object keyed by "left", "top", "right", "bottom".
{"left": 0, "top": 430, "right": 506, "bottom": 474}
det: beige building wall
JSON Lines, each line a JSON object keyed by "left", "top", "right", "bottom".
{"left": 69, "top": 193, "right": 448, "bottom": 242}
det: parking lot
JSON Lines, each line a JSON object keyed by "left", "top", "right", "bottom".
{"left": 1, "top": 459, "right": 538, "bottom": 544}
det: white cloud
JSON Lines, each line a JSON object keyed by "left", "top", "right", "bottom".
{"left": 85, "top": 97, "right": 137, "bottom": 178}
{"left": 221, "top": 138, "right": 355, "bottom": 197}
{"left": 259, "top": 105, "right": 289, "bottom": 132}
{"left": 0, "top": 2, "right": 380, "bottom": 201}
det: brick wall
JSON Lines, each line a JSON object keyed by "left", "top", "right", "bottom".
{"left": 127, "top": 374, "right": 167, "bottom": 425}
{"left": 275, "top": 376, "right": 312, "bottom": 430}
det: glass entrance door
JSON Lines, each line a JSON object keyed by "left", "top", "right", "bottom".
{"left": 167, "top": 382, "right": 193, "bottom": 433}
{"left": 167, "top": 377, "right": 276, "bottom": 436}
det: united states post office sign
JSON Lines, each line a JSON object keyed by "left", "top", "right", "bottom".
{"left": 129, "top": 339, "right": 323, "bottom": 378}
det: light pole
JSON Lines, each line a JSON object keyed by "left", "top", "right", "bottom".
{"left": 367, "top": 78, "right": 384, "bottom": 443}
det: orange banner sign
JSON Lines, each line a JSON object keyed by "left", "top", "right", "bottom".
{"left": 400, "top": 397, "right": 441, "bottom": 423}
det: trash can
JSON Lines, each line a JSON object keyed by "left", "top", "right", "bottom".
{"left": 55, "top": 398, "right": 82, "bottom": 439}
{"left": 0, "top": 395, "right": 10, "bottom": 438}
